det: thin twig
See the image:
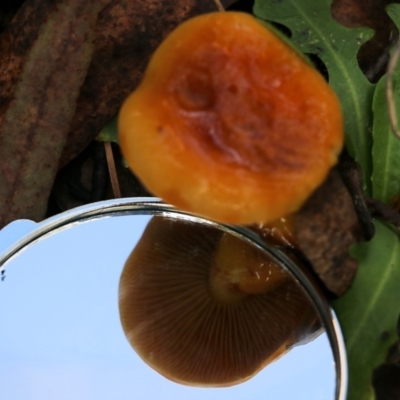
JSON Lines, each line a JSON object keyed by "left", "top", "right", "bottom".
{"left": 386, "top": 39, "right": 400, "bottom": 139}
{"left": 90, "top": 141, "right": 107, "bottom": 202}
{"left": 212, "top": 0, "right": 225, "bottom": 12}
{"left": 104, "top": 142, "right": 121, "bottom": 198}
{"left": 338, "top": 152, "right": 375, "bottom": 240}
{"left": 366, "top": 196, "right": 400, "bottom": 230}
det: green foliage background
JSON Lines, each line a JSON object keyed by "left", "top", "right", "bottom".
{"left": 253, "top": 1, "right": 400, "bottom": 399}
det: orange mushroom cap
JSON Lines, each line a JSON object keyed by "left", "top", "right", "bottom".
{"left": 118, "top": 217, "right": 319, "bottom": 387}
{"left": 118, "top": 12, "right": 343, "bottom": 225}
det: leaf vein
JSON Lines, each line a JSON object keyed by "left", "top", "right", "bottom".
{"left": 347, "top": 244, "right": 399, "bottom": 351}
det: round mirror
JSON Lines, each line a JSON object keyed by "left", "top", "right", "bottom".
{"left": 0, "top": 198, "right": 347, "bottom": 400}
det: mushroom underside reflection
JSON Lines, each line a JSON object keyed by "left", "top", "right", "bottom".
{"left": 118, "top": 217, "right": 321, "bottom": 387}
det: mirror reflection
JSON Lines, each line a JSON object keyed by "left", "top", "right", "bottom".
{"left": 0, "top": 213, "right": 335, "bottom": 400}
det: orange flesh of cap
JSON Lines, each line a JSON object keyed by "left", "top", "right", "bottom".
{"left": 118, "top": 11, "right": 344, "bottom": 225}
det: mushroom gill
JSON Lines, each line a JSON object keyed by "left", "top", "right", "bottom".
{"left": 118, "top": 216, "right": 319, "bottom": 387}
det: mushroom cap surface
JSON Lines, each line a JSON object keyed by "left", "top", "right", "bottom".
{"left": 119, "top": 217, "right": 317, "bottom": 387}
{"left": 118, "top": 12, "right": 344, "bottom": 224}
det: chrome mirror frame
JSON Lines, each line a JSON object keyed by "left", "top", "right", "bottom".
{"left": 0, "top": 197, "right": 347, "bottom": 400}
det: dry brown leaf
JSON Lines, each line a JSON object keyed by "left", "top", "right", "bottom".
{"left": 331, "top": 0, "right": 400, "bottom": 82}
{"left": 59, "top": 0, "right": 220, "bottom": 167}
{"left": 372, "top": 364, "right": 400, "bottom": 400}
{"left": 0, "top": 0, "right": 109, "bottom": 228}
{"left": 294, "top": 168, "right": 365, "bottom": 296}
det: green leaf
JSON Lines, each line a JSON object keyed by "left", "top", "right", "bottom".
{"left": 332, "top": 220, "right": 400, "bottom": 400}
{"left": 371, "top": 4, "right": 400, "bottom": 203}
{"left": 96, "top": 116, "right": 119, "bottom": 144}
{"left": 253, "top": 0, "right": 375, "bottom": 193}
{"left": 371, "top": 74, "right": 400, "bottom": 203}
{"left": 96, "top": 116, "right": 131, "bottom": 168}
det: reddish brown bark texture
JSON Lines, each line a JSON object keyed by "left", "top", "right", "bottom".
{"left": 0, "top": 0, "right": 218, "bottom": 228}
{"left": 0, "top": 0, "right": 107, "bottom": 228}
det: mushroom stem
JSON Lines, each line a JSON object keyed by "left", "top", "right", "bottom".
{"left": 253, "top": 214, "right": 297, "bottom": 248}
{"left": 210, "top": 233, "right": 288, "bottom": 303}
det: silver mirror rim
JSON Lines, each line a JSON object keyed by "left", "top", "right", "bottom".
{"left": 0, "top": 197, "right": 348, "bottom": 400}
